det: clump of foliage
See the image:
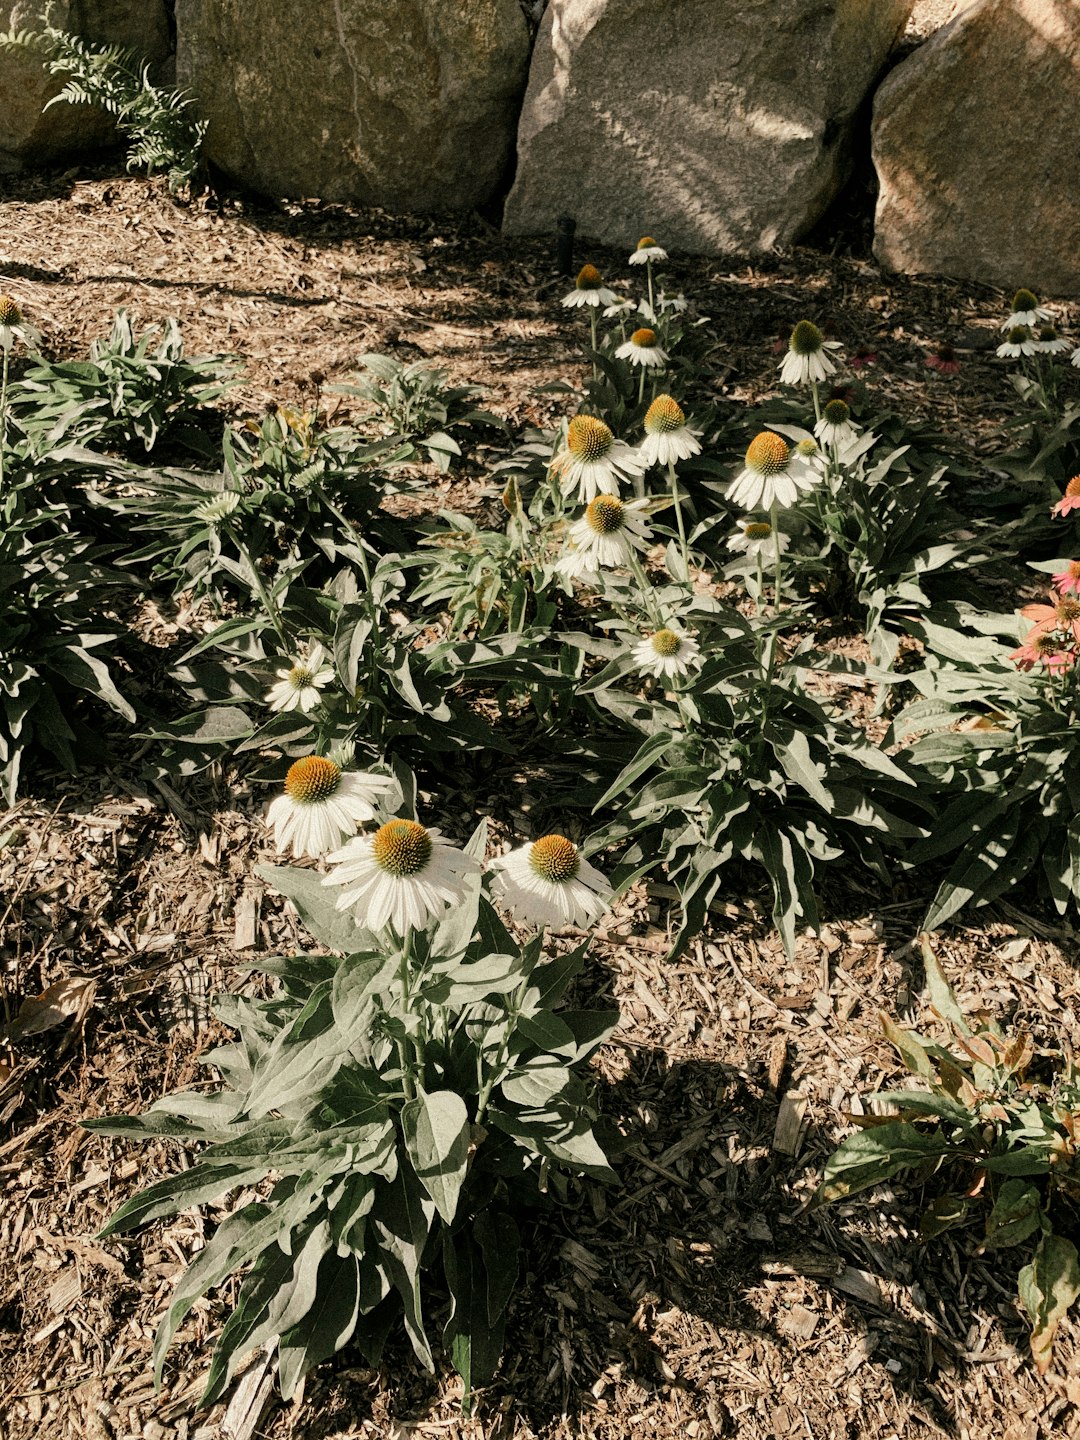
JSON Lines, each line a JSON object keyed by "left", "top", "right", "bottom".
{"left": 815, "top": 937, "right": 1080, "bottom": 1374}
{"left": 0, "top": 20, "right": 206, "bottom": 192}
{"left": 86, "top": 830, "right": 616, "bottom": 1408}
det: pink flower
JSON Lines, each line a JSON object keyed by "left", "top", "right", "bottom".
{"left": 849, "top": 346, "right": 878, "bottom": 370}
{"left": 1021, "top": 594, "right": 1080, "bottom": 644}
{"left": 1051, "top": 476, "right": 1080, "bottom": 518}
{"left": 1052, "top": 561, "right": 1080, "bottom": 596}
{"left": 926, "top": 345, "right": 960, "bottom": 374}
{"left": 1010, "top": 631, "right": 1073, "bottom": 672}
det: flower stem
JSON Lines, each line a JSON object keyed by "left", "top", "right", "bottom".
{"left": 667, "top": 458, "right": 690, "bottom": 577}
{"left": 810, "top": 377, "right": 822, "bottom": 425}
{"left": 0, "top": 346, "right": 9, "bottom": 503}
{"left": 228, "top": 526, "right": 291, "bottom": 652}
{"left": 646, "top": 259, "right": 656, "bottom": 320}
{"left": 589, "top": 309, "right": 599, "bottom": 382}
{"left": 627, "top": 547, "right": 662, "bottom": 627}
{"left": 397, "top": 928, "right": 418, "bottom": 1101}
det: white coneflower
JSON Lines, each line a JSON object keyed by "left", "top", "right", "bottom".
{"left": 0, "top": 294, "right": 42, "bottom": 355}
{"left": 726, "top": 518, "right": 789, "bottom": 561}
{"left": 638, "top": 394, "right": 701, "bottom": 468}
{"left": 779, "top": 320, "right": 840, "bottom": 386}
{"left": 1034, "top": 324, "right": 1069, "bottom": 355}
{"left": 562, "top": 263, "right": 617, "bottom": 309}
{"left": 615, "top": 326, "right": 668, "bottom": 368}
{"left": 726, "top": 431, "right": 819, "bottom": 511}
{"left": 632, "top": 625, "right": 701, "bottom": 680}
{"left": 997, "top": 325, "right": 1036, "bottom": 359}
{"left": 323, "top": 818, "right": 479, "bottom": 935}
{"left": 568, "top": 493, "right": 651, "bottom": 569}
{"left": 1002, "top": 288, "right": 1051, "bottom": 330}
{"left": 550, "top": 413, "right": 644, "bottom": 501}
{"left": 265, "top": 642, "right": 335, "bottom": 714}
{"left": 628, "top": 236, "right": 668, "bottom": 266}
{"left": 657, "top": 291, "right": 688, "bottom": 314}
{"left": 603, "top": 296, "right": 637, "bottom": 319}
{"left": 193, "top": 491, "right": 242, "bottom": 525}
{"left": 489, "top": 834, "right": 612, "bottom": 930}
{"left": 813, "top": 397, "right": 859, "bottom": 452}
{"left": 265, "top": 757, "right": 398, "bottom": 859}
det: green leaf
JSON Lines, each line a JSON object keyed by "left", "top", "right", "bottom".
{"left": 201, "top": 1243, "right": 295, "bottom": 1405}
{"left": 982, "top": 1179, "right": 1043, "bottom": 1251}
{"left": 442, "top": 1229, "right": 506, "bottom": 1412}
{"left": 1018, "top": 1232, "right": 1080, "bottom": 1374}
{"left": 774, "top": 728, "right": 833, "bottom": 811}
{"left": 370, "top": 1158, "right": 436, "bottom": 1371}
{"left": 258, "top": 863, "right": 377, "bottom": 955}
{"left": 591, "top": 730, "right": 675, "bottom": 813}
{"left": 429, "top": 818, "right": 486, "bottom": 960}
{"left": 488, "top": 1104, "right": 617, "bottom": 1182}
{"left": 813, "top": 1122, "right": 953, "bottom": 1206}
{"left": 501, "top": 1060, "right": 573, "bottom": 1109}
{"left": 401, "top": 1089, "right": 470, "bottom": 1224}
{"left": 919, "top": 934, "right": 971, "bottom": 1036}
{"left": 99, "top": 1160, "right": 267, "bottom": 1235}
{"left": 277, "top": 1251, "right": 361, "bottom": 1400}
{"left": 474, "top": 1211, "right": 519, "bottom": 1327}
{"left": 331, "top": 952, "right": 397, "bottom": 1042}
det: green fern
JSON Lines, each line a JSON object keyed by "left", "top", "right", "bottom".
{"left": 0, "top": 21, "right": 206, "bottom": 193}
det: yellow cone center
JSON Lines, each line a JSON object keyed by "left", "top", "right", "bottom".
{"left": 0, "top": 295, "right": 20, "bottom": 326}
{"left": 745, "top": 432, "right": 789, "bottom": 475}
{"left": 645, "top": 394, "right": 684, "bottom": 434}
{"left": 585, "top": 495, "right": 624, "bottom": 534}
{"left": 745, "top": 521, "right": 773, "bottom": 541}
{"left": 284, "top": 756, "right": 341, "bottom": 804}
{"left": 1007, "top": 326, "right": 1029, "bottom": 345}
{"left": 651, "top": 628, "right": 681, "bottom": 657}
{"left": 567, "top": 413, "right": 613, "bottom": 462}
{"left": 823, "top": 399, "right": 850, "bottom": 426}
{"left": 1012, "top": 288, "right": 1038, "bottom": 313}
{"left": 576, "top": 264, "right": 602, "bottom": 290}
{"left": 371, "top": 819, "right": 432, "bottom": 877}
{"left": 637, "top": 236, "right": 657, "bottom": 250}
{"left": 631, "top": 327, "right": 657, "bottom": 348}
{"left": 529, "top": 834, "right": 579, "bottom": 882}
{"left": 1056, "top": 597, "right": 1080, "bottom": 623}
{"left": 1065, "top": 476, "right": 1080, "bottom": 498}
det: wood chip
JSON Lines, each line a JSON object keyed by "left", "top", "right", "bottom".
{"left": 232, "top": 889, "right": 262, "bottom": 951}
{"left": 772, "top": 1091, "right": 807, "bottom": 1157}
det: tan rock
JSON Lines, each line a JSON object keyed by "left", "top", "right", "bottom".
{"left": 0, "top": 1, "right": 172, "bottom": 172}
{"left": 175, "top": 0, "right": 530, "bottom": 211}
{"left": 872, "top": 0, "right": 1080, "bottom": 296}
{"left": 503, "top": 0, "right": 914, "bottom": 255}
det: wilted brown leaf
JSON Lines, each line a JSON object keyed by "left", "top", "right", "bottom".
{"left": 2, "top": 976, "right": 96, "bottom": 1043}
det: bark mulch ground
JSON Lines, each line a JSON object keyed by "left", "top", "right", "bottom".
{"left": 1, "top": 163, "right": 1078, "bottom": 1440}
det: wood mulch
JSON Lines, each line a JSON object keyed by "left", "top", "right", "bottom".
{"left": 1, "top": 162, "right": 1078, "bottom": 1440}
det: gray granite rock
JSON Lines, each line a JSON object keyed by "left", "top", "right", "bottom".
{"left": 176, "top": 0, "right": 530, "bottom": 210}
{"left": 872, "top": 0, "right": 1080, "bottom": 295}
{"left": 0, "top": 1, "right": 172, "bottom": 172}
{"left": 503, "top": 0, "right": 914, "bottom": 254}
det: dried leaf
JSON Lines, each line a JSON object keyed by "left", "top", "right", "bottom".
{"left": 2, "top": 977, "right": 96, "bottom": 1042}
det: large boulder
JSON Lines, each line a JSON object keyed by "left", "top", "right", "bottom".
{"left": 503, "top": 0, "right": 915, "bottom": 255}
{"left": 175, "top": 0, "right": 531, "bottom": 210}
{"left": 0, "top": 1, "right": 173, "bottom": 173}
{"left": 872, "top": 0, "right": 1080, "bottom": 296}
